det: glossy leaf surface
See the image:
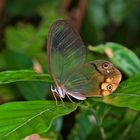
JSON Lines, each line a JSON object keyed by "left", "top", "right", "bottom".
{"left": 0, "top": 101, "right": 77, "bottom": 140}
{"left": 0, "top": 70, "right": 52, "bottom": 84}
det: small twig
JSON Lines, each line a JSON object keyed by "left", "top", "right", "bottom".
{"left": 63, "top": 0, "right": 87, "bottom": 32}
{"left": 63, "top": 0, "right": 72, "bottom": 10}
{"left": 0, "top": 0, "right": 4, "bottom": 16}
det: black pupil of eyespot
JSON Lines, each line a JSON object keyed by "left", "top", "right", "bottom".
{"left": 107, "top": 85, "right": 112, "bottom": 90}
{"left": 104, "top": 64, "right": 108, "bottom": 67}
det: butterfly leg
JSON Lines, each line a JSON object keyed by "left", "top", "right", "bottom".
{"left": 58, "top": 96, "right": 64, "bottom": 106}
{"left": 66, "top": 92, "right": 75, "bottom": 104}
{"left": 52, "top": 91, "right": 65, "bottom": 106}
{"left": 52, "top": 91, "right": 58, "bottom": 105}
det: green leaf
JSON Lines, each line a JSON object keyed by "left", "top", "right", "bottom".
{"left": 17, "top": 82, "right": 50, "bottom": 100}
{"left": 93, "top": 73, "right": 140, "bottom": 111}
{"left": 0, "top": 85, "right": 20, "bottom": 103}
{"left": 5, "top": 25, "right": 35, "bottom": 52}
{"left": 4, "top": 49, "right": 33, "bottom": 70}
{"left": 0, "top": 101, "right": 77, "bottom": 140}
{"left": 4, "top": 49, "right": 50, "bottom": 100}
{"left": 0, "top": 70, "right": 52, "bottom": 84}
{"left": 88, "top": 42, "right": 140, "bottom": 76}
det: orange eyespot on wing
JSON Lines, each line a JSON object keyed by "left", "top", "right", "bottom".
{"left": 101, "top": 83, "right": 113, "bottom": 91}
{"left": 100, "top": 69, "right": 122, "bottom": 96}
{"left": 101, "top": 83, "right": 119, "bottom": 96}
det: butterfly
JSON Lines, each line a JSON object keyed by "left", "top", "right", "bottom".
{"left": 47, "top": 20, "right": 122, "bottom": 102}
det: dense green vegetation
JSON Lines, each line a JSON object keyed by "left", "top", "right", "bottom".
{"left": 0, "top": 0, "right": 140, "bottom": 139}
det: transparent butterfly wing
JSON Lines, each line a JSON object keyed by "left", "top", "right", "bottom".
{"left": 64, "top": 63, "right": 102, "bottom": 99}
{"left": 65, "top": 63, "right": 108, "bottom": 100}
{"left": 47, "top": 20, "right": 86, "bottom": 85}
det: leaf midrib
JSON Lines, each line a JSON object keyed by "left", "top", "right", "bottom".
{"left": 112, "top": 93, "right": 140, "bottom": 97}
{"left": 1, "top": 105, "right": 61, "bottom": 139}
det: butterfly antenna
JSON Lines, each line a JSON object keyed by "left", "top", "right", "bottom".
{"left": 66, "top": 93, "right": 75, "bottom": 104}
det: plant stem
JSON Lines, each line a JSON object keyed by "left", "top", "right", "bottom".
{"left": 90, "top": 108, "right": 107, "bottom": 140}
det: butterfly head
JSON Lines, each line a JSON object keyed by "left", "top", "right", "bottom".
{"left": 51, "top": 85, "right": 65, "bottom": 98}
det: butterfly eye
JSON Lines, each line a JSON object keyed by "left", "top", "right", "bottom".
{"left": 52, "top": 85, "right": 55, "bottom": 90}
{"left": 102, "top": 62, "right": 110, "bottom": 69}
{"left": 107, "top": 84, "right": 113, "bottom": 91}
{"left": 51, "top": 85, "right": 57, "bottom": 93}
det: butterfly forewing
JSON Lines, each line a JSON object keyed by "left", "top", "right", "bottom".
{"left": 47, "top": 20, "right": 86, "bottom": 85}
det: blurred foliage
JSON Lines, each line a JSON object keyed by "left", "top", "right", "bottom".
{"left": 82, "top": 0, "right": 140, "bottom": 53}
{"left": 0, "top": 0, "right": 140, "bottom": 140}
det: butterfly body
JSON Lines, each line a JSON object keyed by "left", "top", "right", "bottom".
{"left": 47, "top": 20, "right": 122, "bottom": 101}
